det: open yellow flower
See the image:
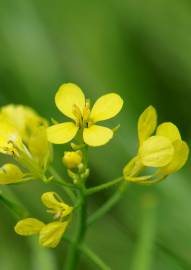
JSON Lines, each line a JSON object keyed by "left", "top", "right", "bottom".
{"left": 124, "top": 106, "right": 189, "bottom": 182}
{"left": 41, "top": 192, "right": 73, "bottom": 219}
{"left": 47, "top": 83, "right": 123, "bottom": 146}
{"left": 138, "top": 106, "right": 189, "bottom": 173}
{"left": 15, "top": 192, "right": 73, "bottom": 248}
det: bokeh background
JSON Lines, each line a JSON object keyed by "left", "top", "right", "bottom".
{"left": 0, "top": 0, "right": 191, "bottom": 269}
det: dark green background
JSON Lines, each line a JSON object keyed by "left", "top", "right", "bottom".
{"left": 0, "top": 0, "right": 191, "bottom": 269}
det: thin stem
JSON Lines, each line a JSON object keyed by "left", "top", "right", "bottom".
{"left": 87, "top": 157, "right": 145, "bottom": 226}
{"left": 81, "top": 244, "right": 111, "bottom": 270}
{"left": 48, "top": 166, "right": 76, "bottom": 202}
{"left": 63, "top": 236, "right": 111, "bottom": 270}
{"left": 86, "top": 177, "right": 123, "bottom": 196}
{"left": 130, "top": 194, "right": 157, "bottom": 270}
{"left": 0, "top": 192, "right": 29, "bottom": 219}
{"left": 87, "top": 182, "right": 128, "bottom": 226}
{"left": 65, "top": 187, "right": 87, "bottom": 270}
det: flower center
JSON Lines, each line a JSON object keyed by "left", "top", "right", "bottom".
{"left": 72, "top": 100, "right": 92, "bottom": 128}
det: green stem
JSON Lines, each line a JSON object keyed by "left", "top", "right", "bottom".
{"left": 81, "top": 244, "right": 111, "bottom": 270}
{"left": 87, "top": 182, "right": 128, "bottom": 226}
{"left": 86, "top": 177, "right": 123, "bottom": 196}
{"left": 48, "top": 166, "right": 76, "bottom": 202}
{"left": 64, "top": 236, "right": 111, "bottom": 270}
{"left": 0, "top": 191, "right": 28, "bottom": 219}
{"left": 87, "top": 157, "right": 145, "bottom": 226}
{"left": 65, "top": 187, "right": 87, "bottom": 270}
{"left": 130, "top": 194, "right": 157, "bottom": 270}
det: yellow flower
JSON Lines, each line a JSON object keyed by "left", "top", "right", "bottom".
{"left": 41, "top": 192, "right": 73, "bottom": 219}
{"left": 138, "top": 106, "right": 189, "bottom": 173}
{"left": 62, "top": 151, "right": 82, "bottom": 169}
{"left": 47, "top": 83, "right": 123, "bottom": 147}
{"left": 124, "top": 106, "right": 189, "bottom": 183}
{"left": 15, "top": 192, "right": 72, "bottom": 248}
{"left": 15, "top": 218, "right": 68, "bottom": 248}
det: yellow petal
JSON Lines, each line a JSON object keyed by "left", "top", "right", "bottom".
{"left": 138, "top": 106, "right": 157, "bottom": 145}
{"left": 47, "top": 122, "right": 78, "bottom": 144}
{"left": 83, "top": 125, "right": 113, "bottom": 147}
{"left": 139, "top": 136, "right": 174, "bottom": 167}
{"left": 29, "top": 126, "right": 50, "bottom": 167}
{"left": 0, "top": 164, "right": 24, "bottom": 184}
{"left": 15, "top": 218, "right": 44, "bottom": 236}
{"left": 90, "top": 93, "right": 123, "bottom": 122}
{"left": 41, "top": 192, "right": 63, "bottom": 209}
{"left": 39, "top": 221, "right": 68, "bottom": 248}
{"left": 156, "top": 122, "right": 181, "bottom": 142}
{"left": 160, "top": 140, "right": 189, "bottom": 175}
{"left": 55, "top": 83, "right": 85, "bottom": 120}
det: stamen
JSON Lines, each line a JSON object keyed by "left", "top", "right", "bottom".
{"left": 83, "top": 100, "right": 91, "bottom": 125}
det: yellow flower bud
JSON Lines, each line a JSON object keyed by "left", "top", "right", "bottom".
{"left": 63, "top": 151, "right": 82, "bottom": 169}
{"left": 39, "top": 221, "right": 68, "bottom": 248}
{"left": 15, "top": 218, "right": 45, "bottom": 236}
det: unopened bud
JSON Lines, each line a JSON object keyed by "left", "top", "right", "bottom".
{"left": 63, "top": 151, "right": 82, "bottom": 169}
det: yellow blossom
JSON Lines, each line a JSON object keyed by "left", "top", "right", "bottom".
{"left": 63, "top": 151, "right": 82, "bottom": 169}
{"left": 124, "top": 106, "right": 189, "bottom": 181}
{"left": 41, "top": 192, "right": 73, "bottom": 219}
{"left": 15, "top": 192, "right": 72, "bottom": 248}
{"left": 137, "top": 107, "right": 189, "bottom": 172}
{"left": 47, "top": 83, "right": 123, "bottom": 147}
{"left": 0, "top": 105, "right": 51, "bottom": 182}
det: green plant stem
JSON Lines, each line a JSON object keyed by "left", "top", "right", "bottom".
{"left": 130, "top": 194, "right": 157, "bottom": 270}
{"left": 87, "top": 158, "right": 145, "bottom": 226}
{"left": 65, "top": 187, "right": 87, "bottom": 270}
{"left": 64, "top": 236, "right": 111, "bottom": 270}
{"left": 81, "top": 244, "right": 111, "bottom": 270}
{"left": 87, "top": 182, "right": 128, "bottom": 226}
{"left": 86, "top": 177, "right": 123, "bottom": 196}
{"left": 0, "top": 191, "right": 29, "bottom": 219}
{"left": 48, "top": 166, "right": 76, "bottom": 202}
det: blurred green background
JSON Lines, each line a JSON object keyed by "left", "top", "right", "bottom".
{"left": 0, "top": 0, "right": 191, "bottom": 269}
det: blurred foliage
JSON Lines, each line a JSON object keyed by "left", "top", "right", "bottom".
{"left": 0, "top": 0, "right": 191, "bottom": 269}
